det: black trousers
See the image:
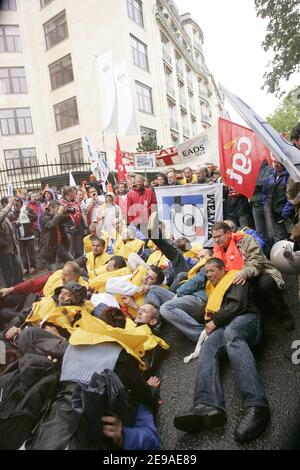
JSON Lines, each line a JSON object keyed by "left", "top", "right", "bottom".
{"left": 250, "top": 273, "right": 292, "bottom": 320}
{"left": 18, "top": 327, "right": 68, "bottom": 358}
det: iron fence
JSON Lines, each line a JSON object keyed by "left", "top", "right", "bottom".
{"left": 0, "top": 157, "right": 92, "bottom": 196}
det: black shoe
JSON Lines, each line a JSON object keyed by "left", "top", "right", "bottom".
{"left": 174, "top": 404, "right": 226, "bottom": 433}
{"left": 234, "top": 406, "right": 270, "bottom": 442}
{"left": 282, "top": 316, "right": 295, "bottom": 331}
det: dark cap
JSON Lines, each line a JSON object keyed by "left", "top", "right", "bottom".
{"left": 55, "top": 281, "right": 87, "bottom": 305}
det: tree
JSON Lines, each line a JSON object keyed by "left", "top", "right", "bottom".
{"left": 267, "top": 87, "right": 300, "bottom": 133}
{"left": 136, "top": 135, "right": 163, "bottom": 152}
{"left": 255, "top": 0, "right": 300, "bottom": 96}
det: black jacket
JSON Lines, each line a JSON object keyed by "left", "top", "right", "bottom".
{"left": 212, "top": 282, "right": 259, "bottom": 328}
{"left": 39, "top": 209, "right": 69, "bottom": 263}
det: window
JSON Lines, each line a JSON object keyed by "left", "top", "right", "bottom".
{"left": 44, "top": 11, "right": 68, "bottom": 50}
{"left": 49, "top": 54, "right": 73, "bottom": 90}
{"left": 140, "top": 126, "right": 157, "bottom": 143}
{"left": 130, "top": 35, "right": 148, "bottom": 71}
{"left": 40, "top": 0, "right": 54, "bottom": 7}
{"left": 0, "top": 67, "right": 27, "bottom": 94}
{"left": 0, "top": 25, "right": 21, "bottom": 52}
{"left": 191, "top": 118, "right": 197, "bottom": 136}
{"left": 127, "top": 0, "right": 143, "bottom": 27}
{"left": 4, "top": 148, "right": 38, "bottom": 174}
{"left": 135, "top": 81, "right": 153, "bottom": 114}
{"left": 0, "top": 0, "right": 17, "bottom": 10}
{"left": 169, "top": 103, "right": 178, "bottom": 131}
{"left": 59, "top": 139, "right": 83, "bottom": 169}
{"left": 0, "top": 108, "right": 32, "bottom": 135}
{"left": 54, "top": 96, "right": 79, "bottom": 131}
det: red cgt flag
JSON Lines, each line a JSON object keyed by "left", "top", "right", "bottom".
{"left": 218, "top": 117, "right": 271, "bottom": 199}
{"left": 115, "top": 136, "right": 127, "bottom": 183}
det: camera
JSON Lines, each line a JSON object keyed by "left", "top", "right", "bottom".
{"left": 66, "top": 207, "right": 76, "bottom": 214}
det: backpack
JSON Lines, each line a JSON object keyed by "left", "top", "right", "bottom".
{"left": 0, "top": 353, "right": 59, "bottom": 450}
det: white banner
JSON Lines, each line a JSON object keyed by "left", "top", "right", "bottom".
{"left": 114, "top": 61, "right": 138, "bottom": 136}
{"left": 177, "top": 126, "right": 219, "bottom": 168}
{"left": 221, "top": 84, "right": 300, "bottom": 182}
{"left": 97, "top": 52, "right": 117, "bottom": 133}
{"left": 154, "top": 183, "right": 223, "bottom": 243}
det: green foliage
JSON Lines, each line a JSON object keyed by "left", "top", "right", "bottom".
{"left": 255, "top": 0, "right": 300, "bottom": 96}
{"left": 136, "top": 135, "right": 163, "bottom": 152}
{"left": 267, "top": 87, "right": 300, "bottom": 133}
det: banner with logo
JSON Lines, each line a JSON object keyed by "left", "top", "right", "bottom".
{"left": 218, "top": 118, "right": 271, "bottom": 198}
{"left": 96, "top": 52, "right": 117, "bottom": 133}
{"left": 154, "top": 183, "right": 223, "bottom": 243}
{"left": 114, "top": 61, "right": 138, "bottom": 136}
{"left": 177, "top": 125, "right": 219, "bottom": 168}
{"left": 221, "top": 84, "right": 300, "bottom": 182}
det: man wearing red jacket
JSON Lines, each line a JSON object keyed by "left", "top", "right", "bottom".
{"left": 126, "top": 175, "right": 156, "bottom": 232}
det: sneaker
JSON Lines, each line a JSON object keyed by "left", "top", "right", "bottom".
{"left": 23, "top": 268, "right": 28, "bottom": 275}
{"left": 29, "top": 267, "right": 36, "bottom": 275}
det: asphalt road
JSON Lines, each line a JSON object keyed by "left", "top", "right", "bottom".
{"left": 156, "top": 273, "right": 300, "bottom": 450}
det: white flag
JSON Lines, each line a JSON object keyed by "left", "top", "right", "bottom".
{"left": 69, "top": 171, "right": 76, "bottom": 187}
{"left": 114, "top": 61, "right": 138, "bottom": 136}
{"left": 7, "top": 182, "right": 14, "bottom": 197}
{"left": 97, "top": 52, "right": 118, "bottom": 133}
{"left": 177, "top": 126, "right": 219, "bottom": 168}
{"left": 221, "top": 84, "right": 300, "bottom": 182}
{"left": 84, "top": 136, "right": 100, "bottom": 179}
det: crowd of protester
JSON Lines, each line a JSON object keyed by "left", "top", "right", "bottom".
{"left": 0, "top": 122, "right": 300, "bottom": 450}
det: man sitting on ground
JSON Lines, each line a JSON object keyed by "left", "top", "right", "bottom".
{"left": 212, "top": 221, "right": 295, "bottom": 330}
{"left": 174, "top": 257, "right": 270, "bottom": 443}
{"left": 76, "top": 238, "right": 111, "bottom": 279}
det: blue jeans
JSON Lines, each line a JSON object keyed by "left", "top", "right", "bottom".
{"left": 252, "top": 204, "right": 268, "bottom": 239}
{"left": 193, "top": 314, "right": 268, "bottom": 411}
{"left": 160, "top": 297, "right": 205, "bottom": 343}
{"left": 145, "top": 285, "right": 175, "bottom": 307}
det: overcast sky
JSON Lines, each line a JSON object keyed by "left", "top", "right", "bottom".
{"left": 176, "top": 0, "right": 298, "bottom": 124}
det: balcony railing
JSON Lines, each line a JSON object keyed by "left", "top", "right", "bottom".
{"left": 170, "top": 118, "right": 179, "bottom": 131}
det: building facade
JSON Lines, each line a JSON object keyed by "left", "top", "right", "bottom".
{"left": 0, "top": 0, "right": 226, "bottom": 176}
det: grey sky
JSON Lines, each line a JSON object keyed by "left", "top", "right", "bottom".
{"left": 176, "top": 0, "right": 299, "bottom": 123}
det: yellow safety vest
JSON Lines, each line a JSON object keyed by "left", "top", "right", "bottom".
{"left": 43, "top": 270, "right": 89, "bottom": 297}
{"left": 116, "top": 266, "right": 148, "bottom": 318}
{"left": 183, "top": 242, "right": 202, "bottom": 259}
{"left": 113, "top": 238, "right": 144, "bottom": 260}
{"left": 68, "top": 311, "right": 148, "bottom": 368}
{"left": 125, "top": 317, "right": 169, "bottom": 353}
{"left": 26, "top": 297, "right": 94, "bottom": 330}
{"left": 205, "top": 270, "right": 238, "bottom": 321}
{"left": 89, "top": 266, "right": 131, "bottom": 292}
{"left": 146, "top": 250, "right": 169, "bottom": 268}
{"left": 84, "top": 231, "right": 109, "bottom": 254}
{"left": 86, "top": 251, "right": 111, "bottom": 279}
